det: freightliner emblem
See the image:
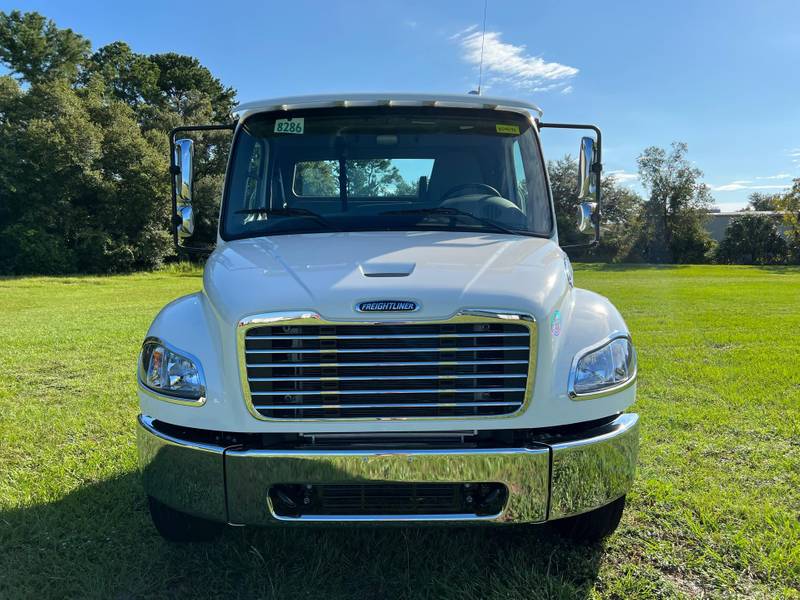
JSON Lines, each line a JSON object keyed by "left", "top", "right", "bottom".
{"left": 356, "top": 300, "right": 419, "bottom": 312}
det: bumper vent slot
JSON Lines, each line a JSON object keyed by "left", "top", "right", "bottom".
{"left": 242, "top": 321, "right": 532, "bottom": 419}
{"left": 269, "top": 483, "right": 508, "bottom": 518}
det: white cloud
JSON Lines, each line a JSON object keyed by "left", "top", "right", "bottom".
{"left": 449, "top": 24, "right": 478, "bottom": 40}
{"left": 454, "top": 29, "right": 578, "bottom": 92}
{"left": 404, "top": 19, "right": 418, "bottom": 29}
{"left": 560, "top": 85, "right": 573, "bottom": 95}
{"left": 607, "top": 170, "right": 639, "bottom": 184}
{"left": 710, "top": 182, "right": 789, "bottom": 192}
{"left": 754, "top": 173, "right": 792, "bottom": 180}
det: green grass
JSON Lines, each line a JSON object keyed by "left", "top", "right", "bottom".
{"left": 1, "top": 264, "right": 798, "bottom": 599}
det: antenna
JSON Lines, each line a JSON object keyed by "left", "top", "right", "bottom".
{"left": 476, "top": 0, "right": 488, "bottom": 95}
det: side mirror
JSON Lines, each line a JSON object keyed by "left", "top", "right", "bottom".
{"left": 173, "top": 138, "right": 194, "bottom": 240}
{"left": 577, "top": 136, "right": 597, "bottom": 200}
{"left": 577, "top": 201, "right": 597, "bottom": 235}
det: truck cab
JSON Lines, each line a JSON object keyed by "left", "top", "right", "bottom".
{"left": 137, "top": 93, "right": 639, "bottom": 542}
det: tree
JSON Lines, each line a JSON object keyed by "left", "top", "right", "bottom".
{"left": 0, "top": 11, "right": 236, "bottom": 274}
{"left": 295, "top": 159, "right": 417, "bottom": 198}
{"left": 714, "top": 213, "right": 787, "bottom": 265}
{"left": 746, "top": 192, "right": 782, "bottom": 212}
{"left": 0, "top": 78, "right": 172, "bottom": 274}
{"left": 345, "top": 159, "right": 409, "bottom": 196}
{"left": 636, "top": 142, "right": 715, "bottom": 263}
{"left": 83, "top": 41, "right": 160, "bottom": 108}
{"left": 548, "top": 155, "right": 644, "bottom": 261}
{"left": 0, "top": 10, "right": 89, "bottom": 83}
{"left": 775, "top": 178, "right": 800, "bottom": 263}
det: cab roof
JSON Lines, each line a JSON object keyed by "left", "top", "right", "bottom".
{"left": 233, "top": 93, "right": 543, "bottom": 120}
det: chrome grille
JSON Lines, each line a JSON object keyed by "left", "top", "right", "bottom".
{"left": 240, "top": 316, "right": 534, "bottom": 419}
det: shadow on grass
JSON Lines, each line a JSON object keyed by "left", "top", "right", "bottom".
{"left": 0, "top": 473, "right": 606, "bottom": 600}
{"left": 750, "top": 264, "right": 800, "bottom": 274}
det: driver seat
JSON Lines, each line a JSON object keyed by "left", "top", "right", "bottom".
{"left": 425, "top": 152, "right": 485, "bottom": 203}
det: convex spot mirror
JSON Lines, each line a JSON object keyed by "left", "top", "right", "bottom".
{"left": 174, "top": 138, "right": 195, "bottom": 240}
{"left": 577, "top": 201, "right": 597, "bottom": 235}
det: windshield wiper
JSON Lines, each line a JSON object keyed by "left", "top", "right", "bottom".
{"left": 235, "top": 207, "right": 341, "bottom": 231}
{"left": 381, "top": 207, "right": 520, "bottom": 236}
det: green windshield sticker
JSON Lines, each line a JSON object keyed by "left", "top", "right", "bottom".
{"left": 275, "top": 118, "right": 304, "bottom": 134}
{"left": 496, "top": 124, "right": 520, "bottom": 135}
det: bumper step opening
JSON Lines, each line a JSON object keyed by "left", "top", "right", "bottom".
{"left": 269, "top": 482, "right": 508, "bottom": 520}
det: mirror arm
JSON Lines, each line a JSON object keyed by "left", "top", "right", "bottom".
{"left": 169, "top": 123, "right": 237, "bottom": 248}
{"left": 538, "top": 122, "right": 603, "bottom": 246}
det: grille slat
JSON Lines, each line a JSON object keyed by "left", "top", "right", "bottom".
{"left": 245, "top": 345, "right": 529, "bottom": 355}
{"left": 243, "top": 321, "right": 532, "bottom": 419}
{"left": 251, "top": 387, "right": 526, "bottom": 396}
{"left": 252, "top": 401, "right": 522, "bottom": 410}
{"left": 248, "top": 332, "right": 529, "bottom": 340}
{"left": 249, "top": 373, "right": 528, "bottom": 382}
{"left": 246, "top": 359, "right": 528, "bottom": 368}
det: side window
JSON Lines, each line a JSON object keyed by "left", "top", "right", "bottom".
{"left": 512, "top": 140, "right": 528, "bottom": 210}
{"left": 243, "top": 142, "right": 264, "bottom": 209}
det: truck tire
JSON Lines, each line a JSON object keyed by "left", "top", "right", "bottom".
{"left": 551, "top": 494, "right": 626, "bottom": 543}
{"left": 147, "top": 496, "right": 224, "bottom": 543}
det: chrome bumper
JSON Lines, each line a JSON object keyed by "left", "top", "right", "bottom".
{"left": 137, "top": 413, "right": 639, "bottom": 525}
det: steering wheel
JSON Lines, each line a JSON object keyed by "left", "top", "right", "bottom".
{"left": 440, "top": 182, "right": 501, "bottom": 201}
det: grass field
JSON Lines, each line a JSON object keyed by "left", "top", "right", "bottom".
{"left": 1, "top": 264, "right": 798, "bottom": 599}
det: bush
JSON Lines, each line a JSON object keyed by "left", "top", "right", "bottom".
{"left": 714, "top": 213, "right": 788, "bottom": 265}
{"left": 0, "top": 223, "right": 77, "bottom": 274}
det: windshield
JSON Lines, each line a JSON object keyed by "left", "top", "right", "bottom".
{"left": 221, "top": 107, "right": 552, "bottom": 240}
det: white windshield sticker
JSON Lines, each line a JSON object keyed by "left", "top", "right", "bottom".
{"left": 274, "top": 118, "right": 304, "bottom": 134}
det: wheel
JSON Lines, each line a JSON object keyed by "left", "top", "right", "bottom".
{"left": 147, "top": 496, "right": 225, "bottom": 542}
{"left": 551, "top": 495, "right": 626, "bottom": 544}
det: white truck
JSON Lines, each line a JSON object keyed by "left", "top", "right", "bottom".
{"left": 137, "top": 93, "right": 638, "bottom": 543}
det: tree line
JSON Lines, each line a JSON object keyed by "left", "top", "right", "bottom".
{"left": 0, "top": 11, "right": 233, "bottom": 274}
{"left": 1, "top": 11, "right": 797, "bottom": 275}
{"left": 555, "top": 146, "right": 800, "bottom": 265}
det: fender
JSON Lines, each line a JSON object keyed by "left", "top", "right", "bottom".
{"left": 539, "top": 286, "right": 637, "bottom": 425}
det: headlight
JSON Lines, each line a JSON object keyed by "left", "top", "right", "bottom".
{"left": 569, "top": 334, "right": 636, "bottom": 398}
{"left": 138, "top": 338, "right": 205, "bottom": 400}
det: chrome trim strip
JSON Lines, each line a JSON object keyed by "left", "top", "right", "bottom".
{"left": 246, "top": 332, "right": 530, "bottom": 340}
{"left": 236, "top": 309, "right": 538, "bottom": 422}
{"left": 567, "top": 331, "right": 638, "bottom": 400}
{"left": 137, "top": 337, "right": 207, "bottom": 406}
{"left": 251, "top": 402, "right": 523, "bottom": 410}
{"left": 250, "top": 387, "right": 526, "bottom": 397}
{"left": 267, "top": 511, "right": 501, "bottom": 523}
{"left": 246, "top": 359, "right": 529, "bottom": 368}
{"left": 248, "top": 373, "right": 528, "bottom": 382}
{"left": 245, "top": 345, "right": 529, "bottom": 355}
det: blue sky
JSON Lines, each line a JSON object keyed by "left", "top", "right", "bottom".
{"left": 7, "top": 0, "right": 800, "bottom": 209}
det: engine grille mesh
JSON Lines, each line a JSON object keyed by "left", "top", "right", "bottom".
{"left": 242, "top": 321, "right": 532, "bottom": 419}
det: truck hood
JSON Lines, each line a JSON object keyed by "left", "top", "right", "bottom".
{"left": 203, "top": 231, "right": 569, "bottom": 325}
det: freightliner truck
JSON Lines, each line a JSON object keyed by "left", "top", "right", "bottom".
{"left": 137, "top": 93, "right": 639, "bottom": 542}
